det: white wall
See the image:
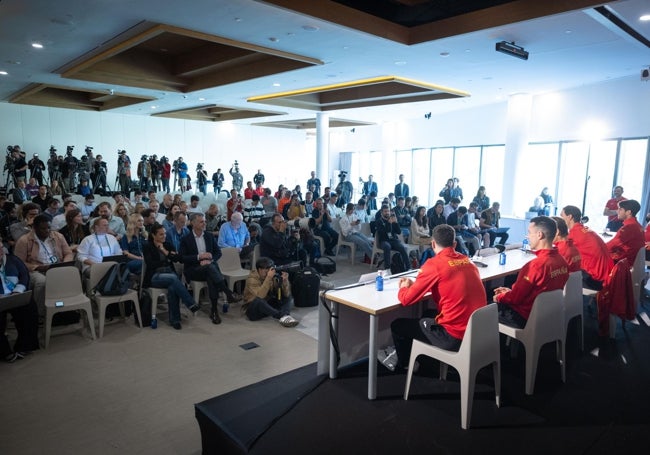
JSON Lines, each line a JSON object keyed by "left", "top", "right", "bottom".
{"left": 0, "top": 103, "right": 314, "bottom": 192}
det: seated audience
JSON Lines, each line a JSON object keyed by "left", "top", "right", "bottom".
{"left": 165, "top": 211, "right": 189, "bottom": 251}
{"left": 162, "top": 203, "right": 180, "bottom": 231}
{"left": 77, "top": 217, "right": 123, "bottom": 276}
{"left": 244, "top": 194, "right": 265, "bottom": 224}
{"left": 14, "top": 214, "right": 74, "bottom": 316}
{"left": 51, "top": 200, "right": 77, "bottom": 231}
{"left": 120, "top": 213, "right": 148, "bottom": 273}
{"left": 58, "top": 208, "right": 90, "bottom": 253}
{"left": 285, "top": 194, "right": 306, "bottom": 220}
{"left": 41, "top": 198, "right": 60, "bottom": 222}
{"left": 10, "top": 203, "right": 40, "bottom": 242}
{"left": 375, "top": 204, "right": 410, "bottom": 270}
{"left": 217, "top": 212, "right": 253, "bottom": 260}
{"left": 91, "top": 202, "right": 126, "bottom": 240}
{"left": 494, "top": 216, "right": 569, "bottom": 328}
{"left": 606, "top": 199, "right": 644, "bottom": 265}
{"left": 480, "top": 202, "right": 509, "bottom": 246}
{"left": 31, "top": 185, "right": 49, "bottom": 211}
{"left": 242, "top": 257, "right": 299, "bottom": 328}
{"left": 551, "top": 216, "right": 582, "bottom": 273}
{"left": 409, "top": 206, "right": 432, "bottom": 252}
{"left": 143, "top": 223, "right": 199, "bottom": 330}
{"left": 383, "top": 224, "right": 486, "bottom": 371}
{"left": 339, "top": 203, "right": 373, "bottom": 260}
{"left": 0, "top": 247, "right": 39, "bottom": 363}
{"left": 311, "top": 198, "right": 338, "bottom": 256}
{"left": 260, "top": 213, "right": 306, "bottom": 266}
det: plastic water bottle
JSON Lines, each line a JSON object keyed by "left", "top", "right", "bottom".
{"left": 499, "top": 252, "right": 506, "bottom": 265}
{"left": 522, "top": 237, "right": 529, "bottom": 252}
{"left": 151, "top": 315, "right": 157, "bottom": 329}
{"left": 375, "top": 270, "right": 384, "bottom": 292}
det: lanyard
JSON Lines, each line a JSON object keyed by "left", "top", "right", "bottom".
{"left": 95, "top": 234, "right": 111, "bottom": 257}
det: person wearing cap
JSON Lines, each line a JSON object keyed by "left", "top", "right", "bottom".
{"left": 28, "top": 153, "right": 45, "bottom": 186}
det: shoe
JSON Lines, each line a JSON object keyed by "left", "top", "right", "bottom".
{"left": 227, "top": 293, "right": 242, "bottom": 303}
{"left": 222, "top": 303, "right": 229, "bottom": 313}
{"left": 172, "top": 322, "right": 182, "bottom": 330}
{"left": 189, "top": 303, "right": 201, "bottom": 314}
{"left": 210, "top": 311, "right": 222, "bottom": 325}
{"left": 377, "top": 346, "right": 398, "bottom": 372}
{"left": 3, "top": 352, "right": 21, "bottom": 363}
{"left": 279, "top": 315, "right": 299, "bottom": 327}
{"left": 494, "top": 244, "right": 506, "bottom": 253}
{"left": 363, "top": 254, "right": 372, "bottom": 264}
{"left": 325, "top": 250, "right": 336, "bottom": 256}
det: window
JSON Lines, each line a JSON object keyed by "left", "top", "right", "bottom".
{"left": 480, "top": 145, "right": 506, "bottom": 208}
{"left": 452, "top": 146, "right": 481, "bottom": 204}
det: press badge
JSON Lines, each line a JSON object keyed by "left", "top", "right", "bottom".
{"left": 5, "top": 280, "right": 16, "bottom": 292}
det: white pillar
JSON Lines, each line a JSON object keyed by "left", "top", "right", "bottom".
{"left": 316, "top": 112, "right": 329, "bottom": 187}
{"left": 502, "top": 93, "right": 532, "bottom": 216}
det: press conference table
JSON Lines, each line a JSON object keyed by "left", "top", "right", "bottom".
{"left": 319, "top": 249, "right": 535, "bottom": 399}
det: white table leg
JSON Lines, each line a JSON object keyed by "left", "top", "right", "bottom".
{"left": 368, "top": 314, "right": 378, "bottom": 400}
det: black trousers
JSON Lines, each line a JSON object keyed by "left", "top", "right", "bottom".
{"left": 184, "top": 263, "right": 233, "bottom": 305}
{"left": 0, "top": 301, "right": 39, "bottom": 357}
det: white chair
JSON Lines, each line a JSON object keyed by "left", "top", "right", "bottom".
{"left": 499, "top": 289, "right": 565, "bottom": 395}
{"left": 44, "top": 266, "right": 96, "bottom": 348}
{"left": 630, "top": 246, "right": 646, "bottom": 313}
{"left": 563, "top": 271, "right": 584, "bottom": 351}
{"left": 313, "top": 235, "right": 326, "bottom": 257}
{"left": 404, "top": 305, "right": 500, "bottom": 429}
{"left": 398, "top": 234, "right": 420, "bottom": 260}
{"left": 249, "top": 244, "right": 260, "bottom": 270}
{"left": 88, "top": 261, "right": 142, "bottom": 338}
{"left": 217, "top": 247, "right": 250, "bottom": 292}
{"left": 141, "top": 262, "right": 191, "bottom": 320}
{"left": 335, "top": 230, "right": 357, "bottom": 265}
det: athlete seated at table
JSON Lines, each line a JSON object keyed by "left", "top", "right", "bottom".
{"left": 494, "top": 216, "right": 569, "bottom": 328}
{"left": 379, "top": 224, "right": 486, "bottom": 371}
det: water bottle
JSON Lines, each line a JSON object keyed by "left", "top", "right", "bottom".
{"left": 151, "top": 315, "right": 157, "bottom": 329}
{"left": 375, "top": 270, "right": 384, "bottom": 292}
{"left": 499, "top": 252, "right": 506, "bottom": 265}
{"left": 522, "top": 237, "right": 529, "bottom": 252}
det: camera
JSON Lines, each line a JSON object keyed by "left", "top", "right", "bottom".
{"left": 196, "top": 163, "right": 204, "bottom": 171}
{"left": 66, "top": 145, "right": 74, "bottom": 154}
{"left": 85, "top": 146, "right": 93, "bottom": 154}
{"left": 271, "top": 261, "right": 301, "bottom": 286}
{"left": 7, "top": 145, "right": 14, "bottom": 153}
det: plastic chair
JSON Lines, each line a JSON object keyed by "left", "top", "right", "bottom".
{"left": 498, "top": 289, "right": 565, "bottom": 395}
{"left": 398, "top": 234, "right": 420, "bottom": 259}
{"left": 88, "top": 262, "right": 142, "bottom": 338}
{"left": 44, "top": 266, "right": 96, "bottom": 348}
{"left": 404, "top": 305, "right": 500, "bottom": 429}
{"left": 563, "top": 271, "right": 584, "bottom": 351}
{"left": 218, "top": 247, "right": 250, "bottom": 292}
{"left": 249, "top": 244, "right": 260, "bottom": 270}
{"left": 140, "top": 261, "right": 190, "bottom": 321}
{"left": 335, "top": 230, "right": 357, "bottom": 264}
{"left": 630, "top": 246, "right": 645, "bottom": 312}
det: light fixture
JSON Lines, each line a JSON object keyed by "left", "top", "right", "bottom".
{"left": 198, "top": 97, "right": 206, "bottom": 101}
{"left": 640, "top": 14, "right": 650, "bottom": 21}
{"left": 495, "top": 41, "right": 529, "bottom": 60}
{"left": 0, "top": 71, "right": 8, "bottom": 76}
{"left": 272, "top": 82, "right": 281, "bottom": 87}
{"left": 642, "top": 68, "right": 650, "bottom": 81}
{"left": 424, "top": 112, "right": 431, "bottom": 120}
{"left": 31, "top": 42, "right": 43, "bottom": 49}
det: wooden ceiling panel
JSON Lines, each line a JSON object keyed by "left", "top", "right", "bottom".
{"left": 252, "top": 118, "right": 374, "bottom": 129}
{"left": 152, "top": 104, "right": 286, "bottom": 122}
{"left": 59, "top": 22, "right": 323, "bottom": 93}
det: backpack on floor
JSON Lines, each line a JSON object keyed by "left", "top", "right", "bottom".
{"left": 390, "top": 253, "right": 406, "bottom": 274}
{"left": 292, "top": 267, "right": 321, "bottom": 307}
{"left": 312, "top": 256, "right": 336, "bottom": 275}
{"left": 94, "top": 262, "right": 131, "bottom": 296}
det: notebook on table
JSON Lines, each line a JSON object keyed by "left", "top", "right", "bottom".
{"left": 0, "top": 290, "right": 33, "bottom": 312}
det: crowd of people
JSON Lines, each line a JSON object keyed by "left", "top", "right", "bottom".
{"left": 2, "top": 151, "right": 649, "bottom": 372}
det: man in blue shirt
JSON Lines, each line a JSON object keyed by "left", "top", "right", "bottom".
{"left": 176, "top": 157, "right": 188, "bottom": 192}
{"left": 165, "top": 211, "right": 189, "bottom": 251}
{"left": 217, "top": 212, "right": 253, "bottom": 260}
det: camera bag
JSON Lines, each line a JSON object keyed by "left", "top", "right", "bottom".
{"left": 292, "top": 267, "right": 320, "bottom": 307}
{"left": 312, "top": 257, "right": 336, "bottom": 275}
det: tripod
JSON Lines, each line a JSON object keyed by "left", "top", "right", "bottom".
{"left": 94, "top": 169, "right": 111, "bottom": 195}
{"left": 1, "top": 169, "right": 16, "bottom": 196}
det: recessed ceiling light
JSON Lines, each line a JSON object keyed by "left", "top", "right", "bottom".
{"left": 150, "top": 105, "right": 157, "bottom": 109}
{"left": 302, "top": 25, "right": 319, "bottom": 32}
{"left": 440, "top": 52, "right": 450, "bottom": 57}
{"left": 394, "top": 61, "right": 407, "bottom": 66}
{"left": 565, "top": 29, "right": 572, "bottom": 34}
{"left": 0, "top": 71, "right": 8, "bottom": 76}
{"left": 234, "top": 17, "right": 242, "bottom": 22}
{"left": 268, "top": 37, "right": 279, "bottom": 43}
{"left": 32, "top": 42, "right": 43, "bottom": 49}
{"left": 198, "top": 97, "right": 206, "bottom": 101}
{"left": 640, "top": 14, "right": 650, "bottom": 21}
{"left": 272, "top": 82, "right": 281, "bottom": 87}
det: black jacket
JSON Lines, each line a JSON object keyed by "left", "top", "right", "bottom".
{"left": 142, "top": 241, "right": 181, "bottom": 287}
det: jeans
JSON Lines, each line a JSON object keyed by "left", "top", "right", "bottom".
{"left": 245, "top": 296, "right": 292, "bottom": 320}
{"left": 150, "top": 273, "right": 195, "bottom": 324}
{"left": 343, "top": 232, "right": 373, "bottom": 257}
{"left": 162, "top": 178, "right": 170, "bottom": 193}
{"left": 380, "top": 239, "right": 409, "bottom": 269}
{"left": 126, "top": 259, "right": 142, "bottom": 274}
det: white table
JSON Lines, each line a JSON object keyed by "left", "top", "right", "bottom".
{"left": 319, "top": 249, "right": 535, "bottom": 399}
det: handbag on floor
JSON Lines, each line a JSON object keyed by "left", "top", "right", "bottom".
{"left": 312, "top": 256, "right": 336, "bottom": 275}
{"left": 292, "top": 267, "right": 320, "bottom": 307}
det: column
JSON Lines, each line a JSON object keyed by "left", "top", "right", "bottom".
{"left": 316, "top": 112, "right": 329, "bottom": 187}
{"left": 502, "top": 93, "right": 532, "bottom": 217}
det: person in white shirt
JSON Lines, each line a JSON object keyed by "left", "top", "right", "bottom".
{"left": 77, "top": 217, "right": 123, "bottom": 275}
{"left": 51, "top": 200, "right": 78, "bottom": 231}
{"left": 149, "top": 200, "right": 167, "bottom": 223}
{"left": 327, "top": 193, "right": 342, "bottom": 219}
{"left": 354, "top": 198, "right": 370, "bottom": 223}
{"left": 79, "top": 195, "right": 96, "bottom": 222}
{"left": 90, "top": 202, "right": 126, "bottom": 240}
{"left": 339, "top": 203, "right": 373, "bottom": 258}
{"left": 187, "top": 195, "right": 204, "bottom": 214}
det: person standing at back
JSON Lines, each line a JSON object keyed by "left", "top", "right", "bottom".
{"left": 603, "top": 186, "right": 627, "bottom": 232}
{"left": 394, "top": 174, "right": 409, "bottom": 198}
{"left": 606, "top": 199, "right": 644, "bottom": 265}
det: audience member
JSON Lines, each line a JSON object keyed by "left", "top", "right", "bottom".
{"left": 551, "top": 216, "right": 582, "bottom": 273}
{"left": 339, "top": 203, "right": 373, "bottom": 260}
{"left": 311, "top": 199, "right": 338, "bottom": 256}
{"left": 10, "top": 203, "right": 40, "bottom": 242}
{"left": 58, "top": 208, "right": 89, "bottom": 253}
{"left": 120, "top": 213, "right": 148, "bottom": 273}
{"left": 603, "top": 185, "right": 627, "bottom": 232}
{"left": 77, "top": 217, "right": 123, "bottom": 275}
{"left": 375, "top": 204, "right": 409, "bottom": 270}
{"left": 394, "top": 174, "right": 409, "bottom": 198}
{"left": 480, "top": 202, "right": 509, "bottom": 246}
{"left": 606, "top": 199, "right": 644, "bottom": 265}
{"left": 165, "top": 211, "right": 189, "bottom": 251}
{"left": 494, "top": 216, "right": 569, "bottom": 328}
{"left": 217, "top": 212, "right": 253, "bottom": 260}
{"left": 260, "top": 213, "right": 306, "bottom": 265}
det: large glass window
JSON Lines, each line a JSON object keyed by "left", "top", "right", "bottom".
{"left": 412, "top": 148, "right": 431, "bottom": 206}
{"left": 515, "top": 143, "right": 560, "bottom": 216}
{"left": 431, "top": 147, "right": 454, "bottom": 204}
{"left": 617, "top": 138, "right": 648, "bottom": 204}
{"left": 480, "top": 145, "right": 506, "bottom": 208}
{"left": 452, "top": 146, "right": 481, "bottom": 203}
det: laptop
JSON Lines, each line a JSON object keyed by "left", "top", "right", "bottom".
{"left": 102, "top": 255, "right": 130, "bottom": 263}
{"left": 0, "top": 290, "right": 33, "bottom": 312}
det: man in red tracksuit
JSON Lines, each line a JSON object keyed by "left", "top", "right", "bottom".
{"left": 552, "top": 216, "right": 582, "bottom": 273}
{"left": 494, "top": 216, "right": 569, "bottom": 328}
{"left": 561, "top": 205, "right": 613, "bottom": 291}
{"left": 606, "top": 199, "right": 644, "bottom": 265}
{"left": 385, "top": 224, "right": 486, "bottom": 371}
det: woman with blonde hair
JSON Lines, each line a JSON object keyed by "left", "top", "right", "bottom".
{"left": 120, "top": 213, "right": 148, "bottom": 273}
{"left": 58, "top": 208, "right": 90, "bottom": 253}
{"left": 114, "top": 202, "right": 130, "bottom": 227}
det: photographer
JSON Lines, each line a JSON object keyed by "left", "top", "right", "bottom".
{"left": 85, "top": 147, "right": 96, "bottom": 189}
{"left": 212, "top": 168, "right": 224, "bottom": 195}
{"left": 260, "top": 213, "right": 307, "bottom": 266}
{"left": 10, "top": 146, "right": 28, "bottom": 184}
{"left": 149, "top": 154, "right": 161, "bottom": 192}
{"left": 196, "top": 163, "right": 208, "bottom": 196}
{"left": 47, "top": 147, "right": 62, "bottom": 186}
{"left": 160, "top": 156, "right": 171, "bottom": 193}
{"left": 28, "top": 153, "right": 45, "bottom": 185}
{"left": 62, "top": 146, "right": 79, "bottom": 192}
{"left": 93, "top": 154, "right": 107, "bottom": 195}
{"left": 243, "top": 257, "right": 299, "bottom": 328}
{"left": 117, "top": 150, "right": 131, "bottom": 194}
{"left": 229, "top": 162, "right": 243, "bottom": 193}
{"left": 137, "top": 154, "right": 151, "bottom": 192}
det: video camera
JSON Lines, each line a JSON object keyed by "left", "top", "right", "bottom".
{"left": 4, "top": 146, "right": 16, "bottom": 172}
{"left": 196, "top": 163, "right": 204, "bottom": 171}
{"left": 271, "top": 261, "right": 302, "bottom": 286}
{"left": 85, "top": 146, "right": 93, "bottom": 154}
{"left": 66, "top": 145, "right": 74, "bottom": 154}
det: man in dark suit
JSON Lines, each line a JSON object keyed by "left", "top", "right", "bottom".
{"left": 12, "top": 180, "right": 31, "bottom": 205}
{"left": 394, "top": 174, "right": 409, "bottom": 198}
{"left": 180, "top": 212, "right": 242, "bottom": 324}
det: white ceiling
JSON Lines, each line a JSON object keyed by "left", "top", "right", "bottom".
{"left": 1, "top": 0, "right": 649, "bottom": 124}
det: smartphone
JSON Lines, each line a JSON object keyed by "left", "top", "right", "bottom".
{"left": 55, "top": 301, "right": 64, "bottom": 307}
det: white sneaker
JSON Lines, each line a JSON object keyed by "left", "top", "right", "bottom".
{"left": 377, "top": 346, "right": 398, "bottom": 371}
{"left": 279, "top": 315, "right": 299, "bottom": 327}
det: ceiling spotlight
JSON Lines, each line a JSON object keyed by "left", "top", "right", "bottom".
{"left": 0, "top": 71, "right": 8, "bottom": 76}
{"left": 424, "top": 112, "right": 431, "bottom": 120}
{"left": 642, "top": 68, "right": 650, "bottom": 81}
{"left": 109, "top": 89, "right": 114, "bottom": 95}
{"left": 495, "top": 41, "right": 528, "bottom": 60}
{"left": 31, "top": 42, "right": 44, "bottom": 49}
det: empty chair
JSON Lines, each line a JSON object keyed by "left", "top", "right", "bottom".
{"left": 217, "top": 247, "right": 250, "bottom": 292}
{"left": 563, "top": 271, "right": 584, "bottom": 351}
{"left": 398, "top": 234, "right": 420, "bottom": 262}
{"left": 630, "top": 246, "right": 646, "bottom": 312}
{"left": 404, "top": 305, "right": 500, "bottom": 429}
{"left": 335, "top": 230, "right": 357, "bottom": 264}
{"left": 498, "top": 289, "right": 565, "bottom": 395}
{"left": 44, "top": 266, "right": 96, "bottom": 348}
{"left": 88, "top": 261, "right": 142, "bottom": 338}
